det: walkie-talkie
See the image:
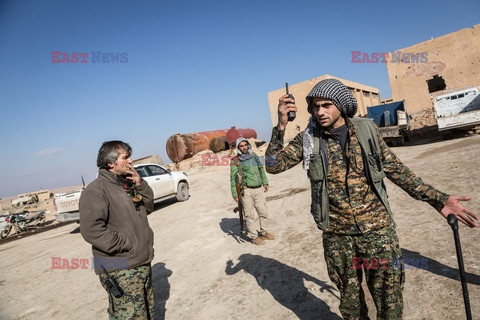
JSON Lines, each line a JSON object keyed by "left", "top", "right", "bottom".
{"left": 101, "top": 265, "right": 124, "bottom": 298}
{"left": 286, "top": 82, "right": 296, "bottom": 121}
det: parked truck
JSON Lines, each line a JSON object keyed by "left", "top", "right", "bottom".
{"left": 54, "top": 177, "right": 85, "bottom": 222}
{"left": 367, "top": 100, "right": 409, "bottom": 146}
{"left": 54, "top": 189, "right": 82, "bottom": 222}
{"left": 433, "top": 87, "right": 480, "bottom": 131}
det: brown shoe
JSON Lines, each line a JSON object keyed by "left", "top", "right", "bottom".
{"left": 260, "top": 232, "right": 275, "bottom": 240}
{"left": 251, "top": 237, "right": 265, "bottom": 245}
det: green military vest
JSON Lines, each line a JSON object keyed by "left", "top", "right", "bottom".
{"left": 307, "top": 117, "right": 394, "bottom": 230}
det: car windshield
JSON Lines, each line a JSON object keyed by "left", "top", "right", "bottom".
{"left": 135, "top": 166, "right": 148, "bottom": 178}
{"left": 148, "top": 165, "right": 167, "bottom": 176}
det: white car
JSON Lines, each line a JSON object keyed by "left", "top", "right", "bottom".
{"left": 134, "top": 163, "right": 190, "bottom": 203}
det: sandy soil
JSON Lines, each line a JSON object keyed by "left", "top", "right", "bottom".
{"left": 0, "top": 135, "right": 479, "bottom": 320}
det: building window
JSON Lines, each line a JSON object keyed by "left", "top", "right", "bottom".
{"left": 363, "top": 91, "right": 370, "bottom": 98}
{"left": 427, "top": 75, "right": 446, "bottom": 93}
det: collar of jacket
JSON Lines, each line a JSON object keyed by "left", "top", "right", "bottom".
{"left": 319, "top": 117, "right": 355, "bottom": 138}
{"left": 98, "top": 168, "right": 125, "bottom": 186}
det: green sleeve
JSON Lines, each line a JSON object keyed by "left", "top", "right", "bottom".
{"left": 230, "top": 159, "right": 239, "bottom": 199}
{"left": 265, "top": 126, "right": 304, "bottom": 174}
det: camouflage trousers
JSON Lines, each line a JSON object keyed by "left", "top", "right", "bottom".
{"left": 323, "top": 226, "right": 405, "bottom": 320}
{"left": 98, "top": 264, "right": 155, "bottom": 320}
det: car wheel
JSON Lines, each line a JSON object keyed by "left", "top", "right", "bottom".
{"left": 176, "top": 182, "right": 189, "bottom": 201}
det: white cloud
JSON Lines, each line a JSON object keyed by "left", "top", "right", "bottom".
{"left": 35, "top": 148, "right": 62, "bottom": 157}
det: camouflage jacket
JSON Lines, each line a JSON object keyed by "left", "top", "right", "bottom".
{"left": 265, "top": 118, "right": 450, "bottom": 234}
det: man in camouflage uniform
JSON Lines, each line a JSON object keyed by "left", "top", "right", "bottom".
{"left": 265, "top": 79, "right": 478, "bottom": 319}
{"left": 80, "top": 141, "right": 155, "bottom": 319}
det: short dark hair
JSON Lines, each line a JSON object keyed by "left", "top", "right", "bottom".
{"left": 96, "top": 140, "right": 132, "bottom": 169}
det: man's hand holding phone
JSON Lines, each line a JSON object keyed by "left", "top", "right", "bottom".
{"left": 277, "top": 94, "right": 297, "bottom": 131}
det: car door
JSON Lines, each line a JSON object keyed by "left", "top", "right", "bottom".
{"left": 134, "top": 165, "right": 160, "bottom": 199}
{"left": 134, "top": 165, "right": 157, "bottom": 198}
{"left": 145, "top": 165, "right": 175, "bottom": 199}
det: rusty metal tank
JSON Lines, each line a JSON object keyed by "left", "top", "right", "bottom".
{"left": 166, "top": 127, "right": 258, "bottom": 163}
{"left": 226, "top": 127, "right": 257, "bottom": 146}
{"left": 166, "top": 129, "right": 229, "bottom": 163}
{"left": 209, "top": 136, "right": 228, "bottom": 153}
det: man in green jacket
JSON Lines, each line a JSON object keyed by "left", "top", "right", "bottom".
{"left": 265, "top": 79, "right": 478, "bottom": 319}
{"left": 80, "top": 140, "right": 155, "bottom": 319}
{"left": 230, "top": 137, "right": 275, "bottom": 245}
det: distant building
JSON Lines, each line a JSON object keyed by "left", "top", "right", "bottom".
{"left": 386, "top": 24, "right": 480, "bottom": 117}
{"left": 267, "top": 74, "right": 381, "bottom": 140}
{"left": 0, "top": 197, "right": 14, "bottom": 211}
{"left": 133, "top": 155, "right": 163, "bottom": 165}
{"left": 18, "top": 190, "right": 51, "bottom": 202}
{"left": 381, "top": 98, "right": 394, "bottom": 104}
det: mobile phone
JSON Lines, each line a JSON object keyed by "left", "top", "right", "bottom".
{"left": 285, "top": 82, "right": 296, "bottom": 121}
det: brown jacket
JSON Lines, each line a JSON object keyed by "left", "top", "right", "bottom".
{"left": 79, "top": 169, "right": 154, "bottom": 273}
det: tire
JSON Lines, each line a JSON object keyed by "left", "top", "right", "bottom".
{"left": 176, "top": 182, "right": 189, "bottom": 201}
{"left": 1, "top": 225, "right": 11, "bottom": 239}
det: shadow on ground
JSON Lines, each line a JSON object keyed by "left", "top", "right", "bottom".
{"left": 152, "top": 262, "right": 172, "bottom": 320}
{"left": 219, "top": 217, "right": 247, "bottom": 244}
{"left": 152, "top": 198, "right": 179, "bottom": 212}
{"left": 402, "top": 248, "right": 480, "bottom": 286}
{"left": 226, "top": 254, "right": 342, "bottom": 320}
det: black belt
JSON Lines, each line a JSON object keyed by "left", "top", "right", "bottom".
{"left": 246, "top": 185, "right": 261, "bottom": 189}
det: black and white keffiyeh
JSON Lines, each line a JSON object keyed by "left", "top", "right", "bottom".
{"left": 306, "top": 79, "right": 358, "bottom": 118}
{"left": 302, "top": 116, "right": 317, "bottom": 172}
{"left": 303, "top": 79, "right": 357, "bottom": 172}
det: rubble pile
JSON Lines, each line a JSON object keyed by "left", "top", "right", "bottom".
{"left": 409, "top": 108, "right": 438, "bottom": 130}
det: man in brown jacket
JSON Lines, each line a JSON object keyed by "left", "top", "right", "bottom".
{"left": 80, "top": 140, "right": 155, "bottom": 319}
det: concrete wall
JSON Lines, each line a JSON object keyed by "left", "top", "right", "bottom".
{"left": 267, "top": 74, "right": 381, "bottom": 141}
{"left": 133, "top": 154, "right": 164, "bottom": 165}
{"left": 17, "top": 190, "right": 51, "bottom": 203}
{"left": 35, "top": 190, "right": 51, "bottom": 202}
{"left": 386, "top": 24, "right": 480, "bottom": 117}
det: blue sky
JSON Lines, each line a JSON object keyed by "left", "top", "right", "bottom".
{"left": 0, "top": 0, "right": 479, "bottom": 198}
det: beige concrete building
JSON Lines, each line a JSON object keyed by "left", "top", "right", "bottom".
{"left": 267, "top": 74, "right": 381, "bottom": 140}
{"left": 17, "top": 190, "right": 51, "bottom": 202}
{"left": 133, "top": 154, "right": 163, "bottom": 165}
{"left": 386, "top": 24, "right": 480, "bottom": 116}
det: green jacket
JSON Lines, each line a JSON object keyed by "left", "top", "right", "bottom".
{"left": 230, "top": 139, "right": 268, "bottom": 199}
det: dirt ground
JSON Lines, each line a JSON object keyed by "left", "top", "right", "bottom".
{"left": 1, "top": 134, "right": 479, "bottom": 320}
